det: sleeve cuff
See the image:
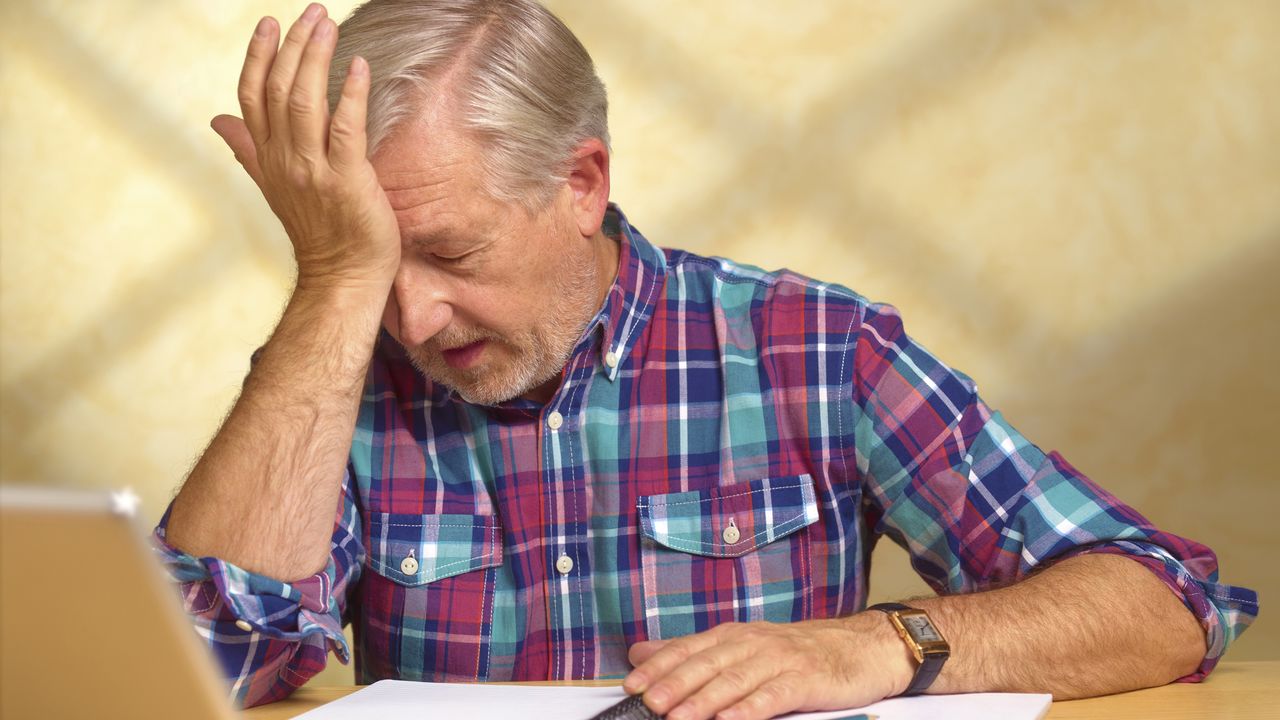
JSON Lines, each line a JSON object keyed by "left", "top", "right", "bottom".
{"left": 151, "top": 523, "right": 351, "bottom": 664}
{"left": 1059, "top": 539, "right": 1258, "bottom": 682}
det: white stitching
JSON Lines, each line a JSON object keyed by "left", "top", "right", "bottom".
{"left": 185, "top": 582, "right": 217, "bottom": 614}
{"left": 649, "top": 513, "right": 812, "bottom": 556}
{"left": 637, "top": 478, "right": 818, "bottom": 554}
{"left": 368, "top": 530, "right": 502, "bottom": 585}
{"left": 479, "top": 522, "right": 495, "bottom": 680}
{"left": 836, "top": 309, "right": 860, "bottom": 485}
{"left": 835, "top": 308, "right": 860, "bottom": 612}
{"left": 559, "top": 349, "right": 594, "bottom": 680}
{"left": 615, "top": 240, "right": 663, "bottom": 370}
{"left": 279, "top": 663, "right": 310, "bottom": 687}
{"left": 379, "top": 523, "right": 493, "bottom": 528}
{"left": 645, "top": 478, "right": 809, "bottom": 508}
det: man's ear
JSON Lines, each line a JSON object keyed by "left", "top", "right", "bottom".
{"left": 564, "top": 137, "right": 610, "bottom": 237}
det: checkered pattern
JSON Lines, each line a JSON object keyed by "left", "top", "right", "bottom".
{"left": 154, "top": 205, "right": 1257, "bottom": 708}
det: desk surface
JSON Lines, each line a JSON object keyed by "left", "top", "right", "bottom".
{"left": 243, "top": 660, "right": 1277, "bottom": 719}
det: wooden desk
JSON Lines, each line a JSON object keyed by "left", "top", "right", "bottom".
{"left": 244, "top": 660, "right": 1277, "bottom": 719}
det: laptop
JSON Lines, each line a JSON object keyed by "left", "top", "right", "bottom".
{"left": 0, "top": 485, "right": 236, "bottom": 719}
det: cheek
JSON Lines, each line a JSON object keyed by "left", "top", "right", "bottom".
{"left": 450, "top": 280, "right": 531, "bottom": 335}
{"left": 463, "top": 257, "right": 549, "bottom": 321}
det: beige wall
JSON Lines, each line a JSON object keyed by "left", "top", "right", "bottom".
{"left": 1, "top": 0, "right": 1274, "bottom": 689}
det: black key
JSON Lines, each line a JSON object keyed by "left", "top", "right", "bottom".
{"left": 589, "top": 693, "right": 663, "bottom": 720}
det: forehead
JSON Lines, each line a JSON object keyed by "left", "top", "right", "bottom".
{"left": 370, "top": 94, "right": 498, "bottom": 238}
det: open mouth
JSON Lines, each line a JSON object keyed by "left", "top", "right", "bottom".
{"left": 441, "top": 340, "right": 487, "bottom": 369}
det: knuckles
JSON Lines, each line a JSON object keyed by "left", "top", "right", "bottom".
{"left": 285, "top": 164, "right": 314, "bottom": 191}
{"left": 237, "top": 87, "right": 261, "bottom": 110}
{"left": 683, "top": 649, "right": 726, "bottom": 677}
{"left": 282, "top": 161, "right": 339, "bottom": 197}
{"left": 717, "top": 664, "right": 756, "bottom": 690}
{"left": 662, "top": 640, "right": 696, "bottom": 664}
{"left": 265, "top": 78, "right": 293, "bottom": 106}
{"left": 329, "top": 117, "right": 356, "bottom": 143}
{"left": 748, "top": 680, "right": 792, "bottom": 711}
{"left": 288, "top": 89, "right": 315, "bottom": 117}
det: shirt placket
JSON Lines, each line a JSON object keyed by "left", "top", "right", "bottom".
{"left": 541, "top": 360, "right": 597, "bottom": 680}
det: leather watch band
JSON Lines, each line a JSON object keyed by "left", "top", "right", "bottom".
{"left": 867, "top": 602, "right": 949, "bottom": 696}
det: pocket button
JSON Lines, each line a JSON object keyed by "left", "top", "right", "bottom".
{"left": 722, "top": 523, "right": 741, "bottom": 544}
{"left": 400, "top": 555, "right": 419, "bottom": 575}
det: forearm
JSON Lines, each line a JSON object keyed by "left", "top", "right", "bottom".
{"left": 165, "top": 282, "right": 386, "bottom": 581}
{"left": 900, "top": 552, "right": 1206, "bottom": 699}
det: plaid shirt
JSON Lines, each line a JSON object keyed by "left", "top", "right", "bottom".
{"left": 155, "top": 205, "right": 1257, "bottom": 708}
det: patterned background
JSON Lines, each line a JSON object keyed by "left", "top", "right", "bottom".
{"left": 1, "top": 0, "right": 1275, "bottom": 686}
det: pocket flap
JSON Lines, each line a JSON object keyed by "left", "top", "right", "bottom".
{"left": 367, "top": 513, "right": 503, "bottom": 586}
{"left": 637, "top": 474, "right": 818, "bottom": 558}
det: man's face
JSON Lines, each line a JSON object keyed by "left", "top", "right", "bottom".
{"left": 371, "top": 97, "right": 606, "bottom": 405}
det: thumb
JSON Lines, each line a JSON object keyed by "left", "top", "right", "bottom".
{"left": 211, "top": 114, "right": 264, "bottom": 184}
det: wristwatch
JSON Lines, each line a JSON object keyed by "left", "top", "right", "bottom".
{"left": 867, "top": 602, "right": 950, "bottom": 696}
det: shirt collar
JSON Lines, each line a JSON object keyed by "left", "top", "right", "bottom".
{"left": 592, "top": 204, "right": 667, "bottom": 383}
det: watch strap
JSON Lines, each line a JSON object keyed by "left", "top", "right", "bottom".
{"left": 867, "top": 602, "right": 948, "bottom": 696}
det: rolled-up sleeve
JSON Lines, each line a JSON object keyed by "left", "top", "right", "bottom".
{"left": 850, "top": 301, "right": 1259, "bottom": 680}
{"left": 152, "top": 468, "right": 364, "bottom": 708}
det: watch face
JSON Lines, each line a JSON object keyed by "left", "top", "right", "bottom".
{"left": 901, "top": 614, "right": 942, "bottom": 643}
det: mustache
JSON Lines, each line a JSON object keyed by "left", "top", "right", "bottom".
{"left": 418, "top": 330, "right": 498, "bottom": 354}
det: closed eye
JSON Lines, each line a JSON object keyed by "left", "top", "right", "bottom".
{"left": 432, "top": 252, "right": 472, "bottom": 265}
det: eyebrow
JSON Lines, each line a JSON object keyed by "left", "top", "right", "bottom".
{"left": 405, "top": 229, "right": 461, "bottom": 250}
{"left": 405, "top": 229, "right": 488, "bottom": 258}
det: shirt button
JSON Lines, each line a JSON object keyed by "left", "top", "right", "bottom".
{"left": 234, "top": 619, "right": 253, "bottom": 632}
{"left": 547, "top": 411, "right": 564, "bottom": 430}
{"left": 603, "top": 349, "right": 619, "bottom": 368}
{"left": 555, "top": 554, "right": 574, "bottom": 575}
{"left": 722, "top": 523, "right": 741, "bottom": 545}
{"left": 400, "top": 555, "right": 419, "bottom": 575}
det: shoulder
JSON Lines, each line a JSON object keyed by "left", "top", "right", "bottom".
{"left": 661, "top": 247, "right": 871, "bottom": 338}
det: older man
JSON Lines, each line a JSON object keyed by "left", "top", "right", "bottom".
{"left": 159, "top": 2, "right": 1257, "bottom": 718}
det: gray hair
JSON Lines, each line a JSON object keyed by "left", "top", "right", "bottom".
{"left": 329, "top": 0, "right": 610, "bottom": 210}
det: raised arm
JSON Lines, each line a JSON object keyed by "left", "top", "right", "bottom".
{"left": 165, "top": 3, "right": 436, "bottom": 582}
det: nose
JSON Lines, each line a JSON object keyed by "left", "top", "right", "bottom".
{"left": 384, "top": 262, "right": 453, "bottom": 347}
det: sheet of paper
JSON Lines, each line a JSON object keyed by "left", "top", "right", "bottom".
{"left": 293, "top": 680, "right": 1052, "bottom": 720}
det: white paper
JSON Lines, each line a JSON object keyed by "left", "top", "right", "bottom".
{"left": 293, "top": 680, "right": 1051, "bottom": 720}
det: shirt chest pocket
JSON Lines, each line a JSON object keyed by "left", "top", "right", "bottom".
{"left": 636, "top": 474, "right": 820, "bottom": 640}
{"left": 359, "top": 513, "right": 504, "bottom": 683}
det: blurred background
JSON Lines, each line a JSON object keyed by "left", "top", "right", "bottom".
{"left": 1, "top": 0, "right": 1275, "bottom": 687}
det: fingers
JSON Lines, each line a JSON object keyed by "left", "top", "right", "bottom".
{"left": 624, "top": 621, "right": 889, "bottom": 720}
{"left": 234, "top": 4, "right": 358, "bottom": 171}
{"left": 211, "top": 114, "right": 265, "bottom": 185}
{"left": 625, "top": 635, "right": 715, "bottom": 695}
{"left": 265, "top": 3, "right": 328, "bottom": 152}
{"left": 667, "top": 666, "right": 800, "bottom": 720}
{"left": 329, "top": 56, "right": 370, "bottom": 170}
{"left": 716, "top": 678, "right": 800, "bottom": 720}
{"left": 642, "top": 643, "right": 763, "bottom": 719}
{"left": 290, "top": 17, "right": 338, "bottom": 155}
{"left": 626, "top": 639, "right": 668, "bottom": 669}
{"left": 238, "top": 17, "right": 279, "bottom": 144}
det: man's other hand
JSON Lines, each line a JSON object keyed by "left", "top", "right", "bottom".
{"left": 623, "top": 615, "right": 913, "bottom": 720}
{"left": 211, "top": 3, "right": 401, "bottom": 292}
